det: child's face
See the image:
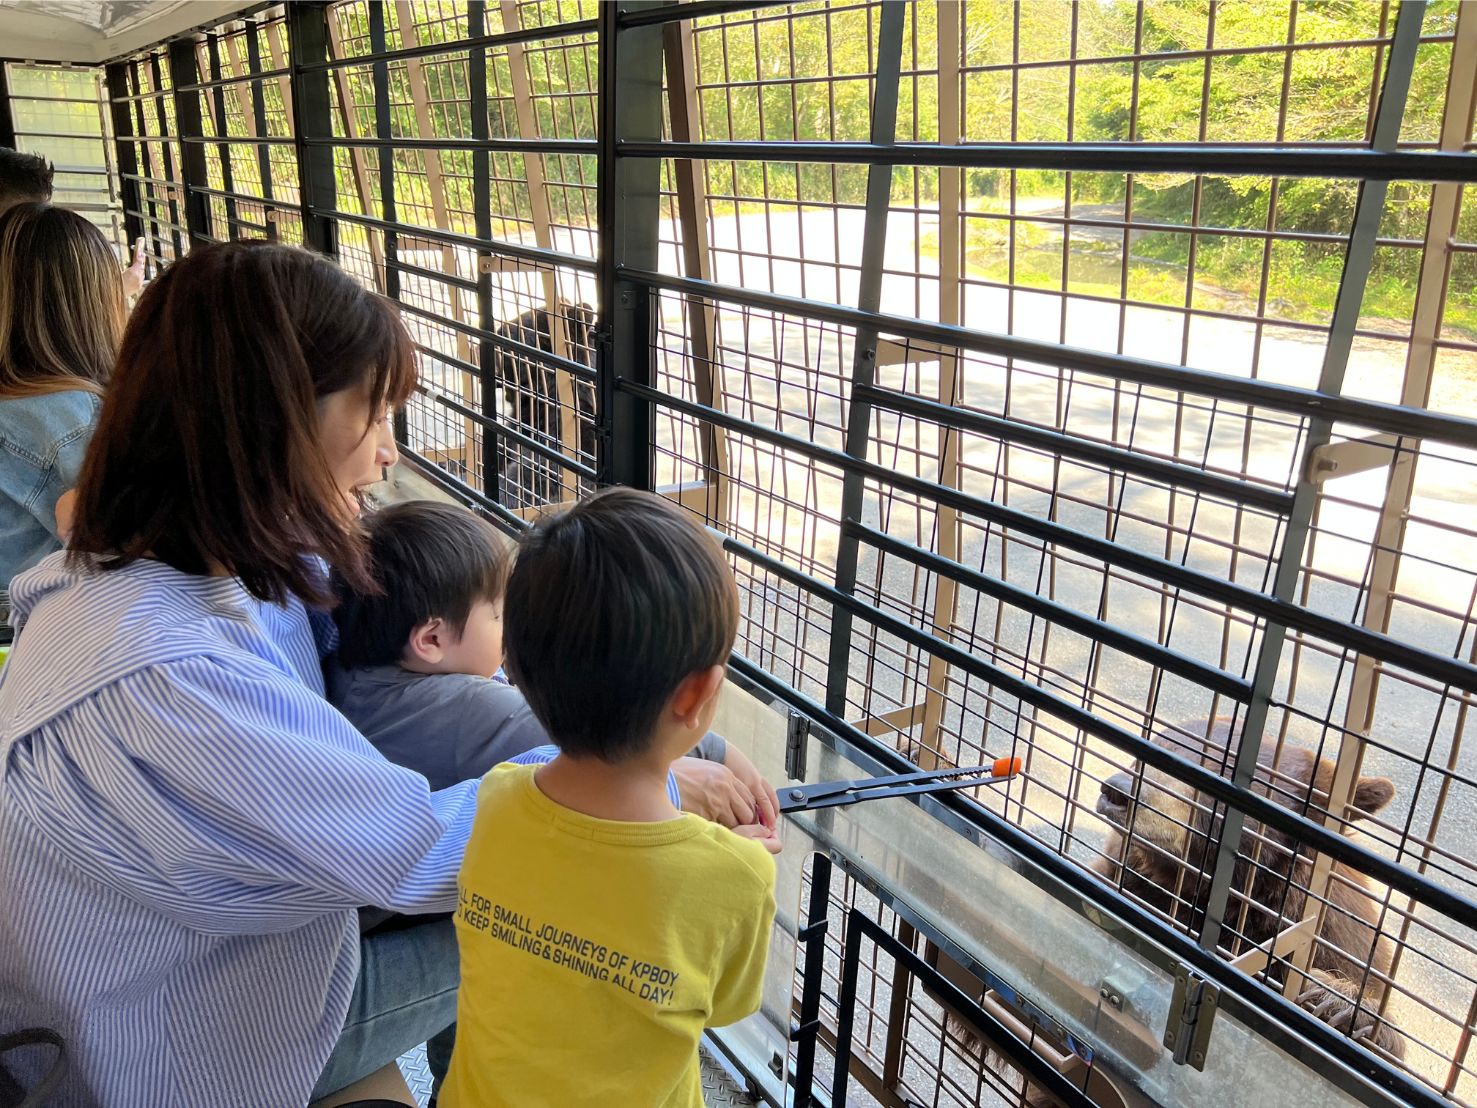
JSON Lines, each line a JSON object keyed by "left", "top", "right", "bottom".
{"left": 442, "top": 598, "right": 505, "bottom": 679}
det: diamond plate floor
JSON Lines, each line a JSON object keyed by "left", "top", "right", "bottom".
{"left": 395, "top": 1042, "right": 757, "bottom": 1107}
{"left": 397, "top": 1044, "right": 435, "bottom": 1107}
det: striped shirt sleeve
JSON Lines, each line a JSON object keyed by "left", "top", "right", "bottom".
{"left": 11, "top": 653, "right": 477, "bottom": 935}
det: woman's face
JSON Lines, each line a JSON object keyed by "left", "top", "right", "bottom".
{"left": 319, "top": 383, "right": 399, "bottom": 517}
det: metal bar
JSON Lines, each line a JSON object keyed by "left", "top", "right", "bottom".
{"left": 828, "top": 908, "right": 865, "bottom": 1107}
{"left": 856, "top": 383, "right": 1295, "bottom": 514}
{"left": 123, "top": 209, "right": 188, "bottom": 235}
{"left": 169, "top": 41, "right": 215, "bottom": 246}
{"left": 663, "top": 18, "right": 729, "bottom": 522}
{"left": 596, "top": 1, "right": 665, "bottom": 490}
{"left": 0, "top": 64, "right": 16, "bottom": 149}
{"left": 825, "top": 0, "right": 905, "bottom": 719}
{"left": 8, "top": 129, "right": 120, "bottom": 142}
{"left": 121, "top": 170, "right": 185, "bottom": 190}
{"left": 240, "top": 20, "right": 276, "bottom": 207}
{"left": 1198, "top": 0, "right": 1427, "bottom": 959}
{"left": 617, "top": 140, "right": 1477, "bottom": 182}
{"left": 3, "top": 93, "right": 109, "bottom": 106}
{"left": 619, "top": 267, "right": 1477, "bottom": 449}
{"left": 323, "top": 9, "right": 385, "bottom": 276}
{"left": 393, "top": 0, "right": 478, "bottom": 466}
{"left": 392, "top": 256, "right": 478, "bottom": 293}
{"left": 396, "top": 299, "right": 598, "bottom": 380}
{"left": 617, "top": 0, "right": 790, "bottom": 27}
{"left": 286, "top": 1, "right": 337, "bottom": 256}
{"left": 618, "top": 378, "right": 1477, "bottom": 703}
{"left": 727, "top": 654, "right": 1440, "bottom": 1108}
{"left": 146, "top": 53, "right": 185, "bottom": 259}
{"left": 176, "top": 134, "right": 295, "bottom": 146}
{"left": 398, "top": 446, "right": 528, "bottom": 532}
{"left": 469, "top": 0, "right": 499, "bottom": 506}
{"left": 851, "top": 521, "right": 1253, "bottom": 701}
{"left": 314, "top": 206, "right": 598, "bottom": 272}
{"left": 173, "top": 66, "right": 293, "bottom": 94}
{"left": 425, "top": 388, "right": 598, "bottom": 480}
{"left": 296, "top": 18, "right": 600, "bottom": 73}
{"left": 35, "top": 164, "right": 113, "bottom": 176}
{"left": 369, "top": 0, "right": 398, "bottom": 311}
{"left": 790, "top": 851, "right": 831, "bottom": 1108}
{"left": 186, "top": 184, "right": 291, "bottom": 211}
{"left": 124, "top": 60, "right": 170, "bottom": 256}
{"left": 297, "top": 134, "right": 596, "bottom": 155}
{"left": 105, "top": 63, "right": 145, "bottom": 252}
{"left": 202, "top": 35, "right": 240, "bottom": 239}
{"left": 499, "top": 0, "right": 580, "bottom": 501}
{"left": 909, "top": 0, "right": 967, "bottom": 773}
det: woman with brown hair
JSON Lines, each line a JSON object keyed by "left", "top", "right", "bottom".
{"left": 0, "top": 241, "right": 468, "bottom": 1105}
{"left": 0, "top": 202, "right": 125, "bottom": 616}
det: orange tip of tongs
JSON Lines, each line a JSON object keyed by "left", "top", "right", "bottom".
{"left": 991, "top": 756, "right": 1023, "bottom": 778}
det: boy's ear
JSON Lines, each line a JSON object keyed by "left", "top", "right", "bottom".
{"left": 405, "top": 617, "right": 447, "bottom": 666}
{"left": 669, "top": 665, "right": 726, "bottom": 729}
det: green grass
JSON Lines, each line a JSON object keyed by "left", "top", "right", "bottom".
{"left": 932, "top": 198, "right": 1477, "bottom": 355}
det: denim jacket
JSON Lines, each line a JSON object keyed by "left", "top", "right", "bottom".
{"left": 0, "top": 389, "right": 101, "bottom": 610}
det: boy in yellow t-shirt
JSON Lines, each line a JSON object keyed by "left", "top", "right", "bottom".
{"left": 442, "top": 488, "right": 780, "bottom": 1108}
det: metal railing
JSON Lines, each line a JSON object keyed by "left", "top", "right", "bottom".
{"left": 62, "top": 2, "right": 1477, "bottom": 1104}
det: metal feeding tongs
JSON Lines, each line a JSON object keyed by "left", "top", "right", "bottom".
{"left": 777, "top": 757, "right": 1023, "bottom": 814}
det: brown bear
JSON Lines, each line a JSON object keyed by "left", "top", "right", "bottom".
{"left": 1093, "top": 718, "right": 1404, "bottom": 1059}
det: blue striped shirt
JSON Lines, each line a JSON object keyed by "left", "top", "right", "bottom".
{"left": 0, "top": 552, "right": 478, "bottom": 1106}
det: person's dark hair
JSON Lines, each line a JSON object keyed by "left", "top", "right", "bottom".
{"left": 333, "top": 500, "right": 511, "bottom": 668}
{"left": 69, "top": 241, "right": 416, "bottom": 605}
{"left": 504, "top": 487, "right": 739, "bottom": 762}
{"left": 0, "top": 202, "right": 125, "bottom": 397}
{"left": 0, "top": 148, "right": 54, "bottom": 212}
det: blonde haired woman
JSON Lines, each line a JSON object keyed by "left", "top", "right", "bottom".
{"left": 0, "top": 202, "right": 125, "bottom": 619}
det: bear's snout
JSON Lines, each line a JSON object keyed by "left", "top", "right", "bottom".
{"left": 1097, "top": 772, "right": 1135, "bottom": 822}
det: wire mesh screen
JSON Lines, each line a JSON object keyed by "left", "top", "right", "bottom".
{"left": 3, "top": 62, "right": 123, "bottom": 246}
{"left": 624, "top": 1, "right": 1477, "bottom": 1104}
{"left": 85, "top": 1, "right": 1477, "bottom": 1105}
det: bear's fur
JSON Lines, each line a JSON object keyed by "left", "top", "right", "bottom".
{"left": 490, "top": 302, "right": 597, "bottom": 503}
{"left": 1094, "top": 719, "right": 1404, "bottom": 1058}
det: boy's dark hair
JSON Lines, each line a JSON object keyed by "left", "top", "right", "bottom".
{"left": 70, "top": 241, "right": 416, "bottom": 606}
{"left": 334, "top": 500, "right": 511, "bottom": 668}
{"left": 505, "top": 487, "right": 739, "bottom": 762}
{"left": 0, "top": 149, "right": 54, "bottom": 211}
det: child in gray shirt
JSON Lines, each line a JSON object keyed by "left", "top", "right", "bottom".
{"left": 327, "top": 500, "right": 776, "bottom": 824}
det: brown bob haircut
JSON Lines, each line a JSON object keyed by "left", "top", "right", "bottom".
{"left": 504, "top": 487, "right": 739, "bottom": 762}
{"left": 69, "top": 241, "right": 415, "bottom": 605}
{"left": 333, "top": 500, "right": 512, "bottom": 668}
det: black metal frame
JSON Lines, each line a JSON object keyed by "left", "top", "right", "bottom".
{"left": 79, "top": 4, "right": 1477, "bottom": 1106}
{"left": 0, "top": 62, "right": 16, "bottom": 149}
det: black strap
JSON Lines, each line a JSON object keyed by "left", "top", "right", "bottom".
{"left": 0, "top": 1029, "right": 66, "bottom": 1108}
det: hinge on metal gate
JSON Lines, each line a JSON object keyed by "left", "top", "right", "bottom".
{"left": 785, "top": 710, "right": 810, "bottom": 781}
{"left": 1163, "top": 964, "right": 1219, "bottom": 1071}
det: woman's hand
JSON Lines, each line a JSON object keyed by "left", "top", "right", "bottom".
{"left": 672, "top": 756, "right": 760, "bottom": 828}
{"left": 724, "top": 745, "right": 780, "bottom": 830}
{"left": 54, "top": 488, "right": 79, "bottom": 543}
{"left": 122, "top": 238, "right": 147, "bottom": 300}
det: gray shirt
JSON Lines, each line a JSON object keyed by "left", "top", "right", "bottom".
{"left": 325, "top": 662, "right": 726, "bottom": 791}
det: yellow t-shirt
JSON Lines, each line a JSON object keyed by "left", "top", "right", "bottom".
{"left": 441, "top": 762, "right": 777, "bottom": 1108}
